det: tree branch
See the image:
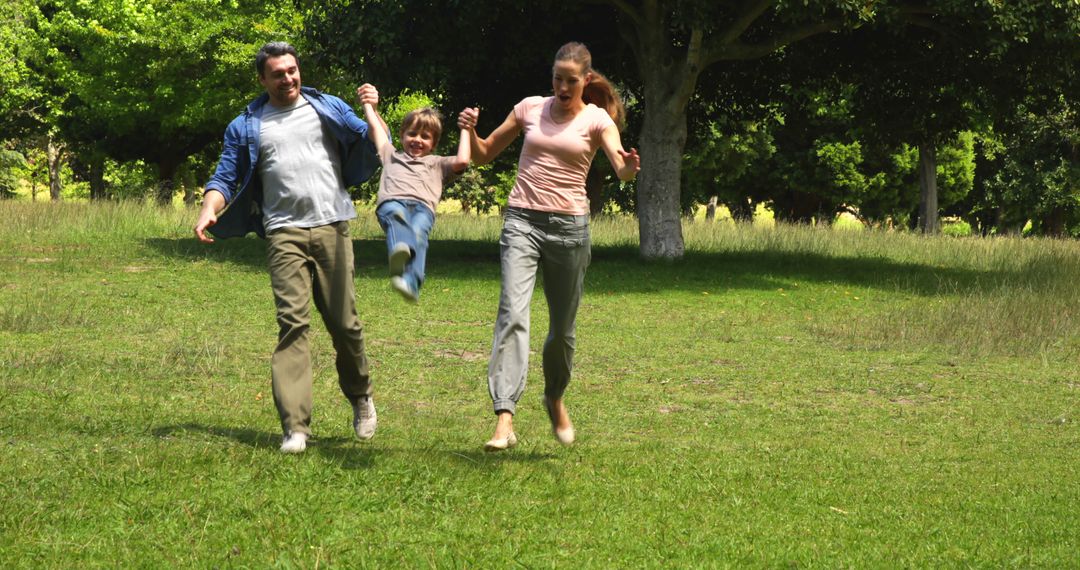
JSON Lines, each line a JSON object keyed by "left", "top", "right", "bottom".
{"left": 896, "top": 4, "right": 938, "bottom": 16}
{"left": 903, "top": 15, "right": 954, "bottom": 39}
{"left": 719, "top": 0, "right": 775, "bottom": 45}
{"left": 604, "top": 0, "right": 645, "bottom": 30}
{"left": 720, "top": 18, "right": 847, "bottom": 61}
{"left": 615, "top": 13, "right": 645, "bottom": 72}
{"left": 686, "top": 27, "right": 704, "bottom": 71}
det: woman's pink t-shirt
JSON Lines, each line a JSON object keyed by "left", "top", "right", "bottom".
{"left": 508, "top": 96, "right": 615, "bottom": 215}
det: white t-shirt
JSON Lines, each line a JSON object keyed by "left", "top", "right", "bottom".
{"left": 257, "top": 97, "right": 356, "bottom": 232}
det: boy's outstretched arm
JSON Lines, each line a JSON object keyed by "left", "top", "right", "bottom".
{"left": 356, "top": 83, "right": 391, "bottom": 149}
{"left": 451, "top": 127, "right": 470, "bottom": 173}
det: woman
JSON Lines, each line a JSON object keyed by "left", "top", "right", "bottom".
{"left": 458, "top": 42, "right": 640, "bottom": 451}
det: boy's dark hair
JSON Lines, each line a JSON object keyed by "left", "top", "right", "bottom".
{"left": 400, "top": 108, "right": 444, "bottom": 147}
{"left": 255, "top": 42, "right": 299, "bottom": 77}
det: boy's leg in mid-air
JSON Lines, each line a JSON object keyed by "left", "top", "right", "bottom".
{"left": 376, "top": 200, "right": 415, "bottom": 277}
{"left": 403, "top": 202, "right": 435, "bottom": 296}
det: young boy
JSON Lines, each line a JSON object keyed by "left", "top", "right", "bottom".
{"left": 358, "top": 83, "right": 470, "bottom": 302}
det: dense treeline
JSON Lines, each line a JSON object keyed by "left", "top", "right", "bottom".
{"left": 2, "top": 0, "right": 1078, "bottom": 245}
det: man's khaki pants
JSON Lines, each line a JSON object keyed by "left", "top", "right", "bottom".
{"left": 267, "top": 221, "right": 371, "bottom": 437}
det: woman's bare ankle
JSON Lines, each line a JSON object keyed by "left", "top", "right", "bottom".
{"left": 549, "top": 398, "right": 572, "bottom": 430}
{"left": 493, "top": 411, "right": 514, "bottom": 438}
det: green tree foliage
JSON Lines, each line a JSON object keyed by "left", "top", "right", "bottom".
{"left": 705, "top": 83, "right": 975, "bottom": 227}
{"left": 302, "top": 0, "right": 593, "bottom": 213}
{"left": 965, "top": 101, "right": 1080, "bottom": 237}
{"left": 0, "top": 148, "right": 28, "bottom": 198}
{"left": 0, "top": 0, "right": 51, "bottom": 140}
{"left": 681, "top": 112, "right": 776, "bottom": 221}
{"left": 447, "top": 164, "right": 511, "bottom": 215}
{"left": 31, "top": 0, "right": 300, "bottom": 203}
{"left": 305, "top": 0, "right": 1080, "bottom": 253}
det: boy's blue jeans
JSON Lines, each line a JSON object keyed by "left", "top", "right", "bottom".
{"left": 375, "top": 199, "right": 435, "bottom": 295}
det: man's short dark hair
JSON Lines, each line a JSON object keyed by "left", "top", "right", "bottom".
{"left": 255, "top": 42, "right": 299, "bottom": 77}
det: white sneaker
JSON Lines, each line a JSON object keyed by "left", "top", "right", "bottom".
{"left": 388, "top": 243, "right": 411, "bottom": 276}
{"left": 280, "top": 432, "right": 308, "bottom": 454}
{"left": 353, "top": 396, "right": 377, "bottom": 440}
{"left": 390, "top": 276, "right": 419, "bottom": 304}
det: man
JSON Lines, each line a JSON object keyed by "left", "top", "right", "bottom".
{"left": 194, "top": 41, "right": 386, "bottom": 454}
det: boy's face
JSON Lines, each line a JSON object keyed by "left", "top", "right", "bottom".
{"left": 402, "top": 127, "right": 436, "bottom": 158}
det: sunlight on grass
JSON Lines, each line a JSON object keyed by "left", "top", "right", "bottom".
{"left": 1, "top": 200, "right": 1077, "bottom": 567}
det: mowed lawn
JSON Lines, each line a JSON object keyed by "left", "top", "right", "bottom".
{"left": 1, "top": 201, "right": 1077, "bottom": 568}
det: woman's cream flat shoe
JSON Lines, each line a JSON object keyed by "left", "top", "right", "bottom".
{"left": 483, "top": 431, "right": 518, "bottom": 452}
{"left": 542, "top": 397, "right": 575, "bottom": 446}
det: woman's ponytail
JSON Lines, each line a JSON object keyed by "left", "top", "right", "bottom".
{"left": 583, "top": 70, "right": 625, "bottom": 131}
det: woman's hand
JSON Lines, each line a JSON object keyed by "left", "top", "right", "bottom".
{"left": 619, "top": 147, "right": 641, "bottom": 176}
{"left": 458, "top": 107, "right": 479, "bottom": 130}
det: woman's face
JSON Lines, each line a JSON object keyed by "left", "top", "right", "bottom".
{"left": 552, "top": 59, "right": 590, "bottom": 110}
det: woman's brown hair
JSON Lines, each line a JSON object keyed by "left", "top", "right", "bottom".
{"left": 554, "top": 42, "right": 626, "bottom": 130}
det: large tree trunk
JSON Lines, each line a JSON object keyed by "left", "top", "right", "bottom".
{"left": 179, "top": 163, "right": 199, "bottom": 206}
{"left": 155, "top": 178, "right": 175, "bottom": 206}
{"left": 917, "top": 142, "right": 939, "bottom": 234}
{"left": 156, "top": 159, "right": 179, "bottom": 206}
{"left": 88, "top": 155, "right": 107, "bottom": 201}
{"left": 47, "top": 139, "right": 63, "bottom": 202}
{"left": 727, "top": 198, "right": 754, "bottom": 223}
{"left": 774, "top": 190, "right": 823, "bottom": 224}
{"left": 637, "top": 101, "right": 687, "bottom": 258}
{"left": 1038, "top": 205, "right": 1066, "bottom": 238}
{"left": 608, "top": 0, "right": 846, "bottom": 256}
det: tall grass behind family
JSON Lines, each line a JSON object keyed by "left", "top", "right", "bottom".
{"left": 1, "top": 200, "right": 1077, "bottom": 567}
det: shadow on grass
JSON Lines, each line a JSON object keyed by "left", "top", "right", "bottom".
{"left": 151, "top": 424, "right": 382, "bottom": 468}
{"left": 144, "top": 236, "right": 1036, "bottom": 297}
{"left": 315, "top": 435, "right": 558, "bottom": 467}
{"left": 150, "top": 424, "right": 554, "bottom": 469}
{"left": 445, "top": 448, "right": 558, "bottom": 465}
{"left": 144, "top": 236, "right": 495, "bottom": 275}
{"left": 152, "top": 423, "right": 279, "bottom": 448}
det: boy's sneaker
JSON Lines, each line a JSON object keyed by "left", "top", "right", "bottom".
{"left": 280, "top": 432, "right": 308, "bottom": 454}
{"left": 390, "top": 276, "right": 419, "bottom": 304}
{"left": 353, "top": 396, "right": 377, "bottom": 440}
{"left": 388, "top": 243, "right": 411, "bottom": 276}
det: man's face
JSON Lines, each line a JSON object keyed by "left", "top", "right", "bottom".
{"left": 258, "top": 54, "right": 301, "bottom": 107}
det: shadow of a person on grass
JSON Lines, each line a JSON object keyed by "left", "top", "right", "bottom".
{"left": 152, "top": 424, "right": 378, "bottom": 469}
{"left": 446, "top": 448, "right": 558, "bottom": 465}
{"left": 150, "top": 424, "right": 556, "bottom": 469}
{"left": 144, "top": 235, "right": 1039, "bottom": 298}
{"left": 153, "top": 423, "right": 279, "bottom": 448}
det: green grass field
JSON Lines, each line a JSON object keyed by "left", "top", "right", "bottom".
{"left": 1, "top": 201, "right": 1077, "bottom": 567}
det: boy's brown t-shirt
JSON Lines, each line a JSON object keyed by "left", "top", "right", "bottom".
{"left": 375, "top": 140, "right": 459, "bottom": 213}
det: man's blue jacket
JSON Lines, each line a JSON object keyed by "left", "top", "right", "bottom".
{"left": 204, "top": 86, "right": 380, "bottom": 239}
